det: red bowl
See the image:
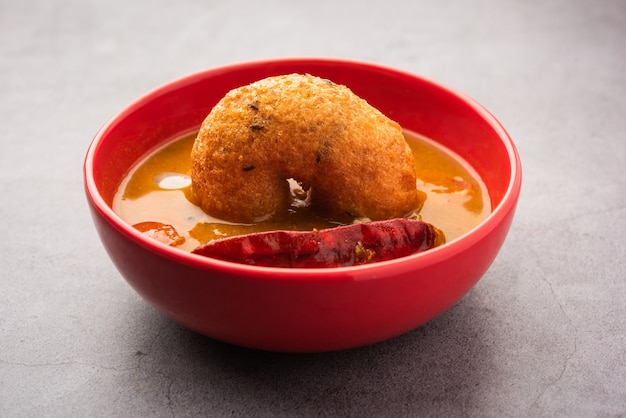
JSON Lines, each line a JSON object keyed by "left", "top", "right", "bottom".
{"left": 84, "top": 58, "right": 521, "bottom": 352}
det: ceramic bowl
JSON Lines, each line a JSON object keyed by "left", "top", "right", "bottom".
{"left": 84, "top": 58, "right": 521, "bottom": 352}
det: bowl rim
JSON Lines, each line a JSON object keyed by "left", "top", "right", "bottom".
{"left": 84, "top": 56, "right": 522, "bottom": 280}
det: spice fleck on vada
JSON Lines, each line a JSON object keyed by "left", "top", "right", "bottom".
{"left": 191, "top": 73, "right": 421, "bottom": 223}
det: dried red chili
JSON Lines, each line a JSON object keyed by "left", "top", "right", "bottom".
{"left": 133, "top": 221, "right": 186, "bottom": 247}
{"left": 192, "top": 218, "right": 439, "bottom": 268}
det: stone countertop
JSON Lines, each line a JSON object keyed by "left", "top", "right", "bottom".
{"left": 1, "top": 0, "right": 624, "bottom": 416}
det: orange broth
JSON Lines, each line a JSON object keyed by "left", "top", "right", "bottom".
{"left": 113, "top": 131, "right": 490, "bottom": 252}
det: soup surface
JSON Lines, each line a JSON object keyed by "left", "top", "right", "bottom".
{"left": 113, "top": 131, "right": 490, "bottom": 252}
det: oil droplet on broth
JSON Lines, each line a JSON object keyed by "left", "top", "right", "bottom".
{"left": 154, "top": 172, "right": 191, "bottom": 190}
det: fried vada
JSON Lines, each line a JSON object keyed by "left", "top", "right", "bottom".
{"left": 191, "top": 73, "right": 421, "bottom": 223}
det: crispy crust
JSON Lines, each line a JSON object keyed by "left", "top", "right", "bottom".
{"left": 191, "top": 73, "right": 420, "bottom": 223}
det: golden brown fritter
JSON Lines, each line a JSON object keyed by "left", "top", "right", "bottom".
{"left": 191, "top": 73, "right": 420, "bottom": 223}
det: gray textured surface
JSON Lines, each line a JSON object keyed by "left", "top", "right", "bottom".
{"left": 1, "top": 0, "right": 625, "bottom": 416}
